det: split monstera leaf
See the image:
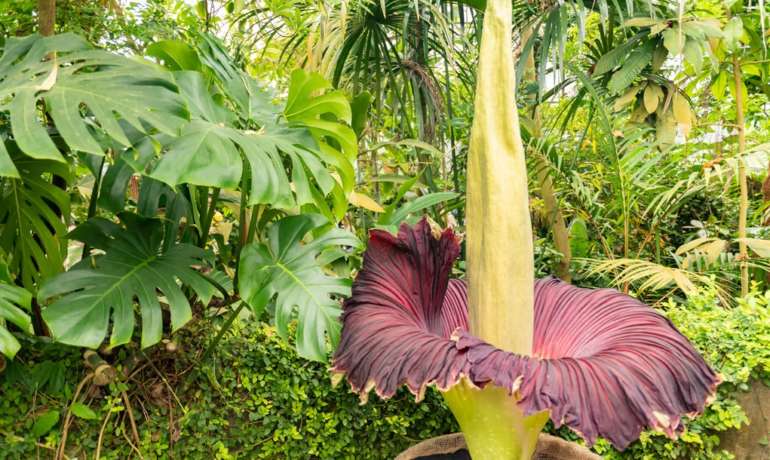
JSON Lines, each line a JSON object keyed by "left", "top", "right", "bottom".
{"left": 329, "top": 0, "right": 720, "bottom": 458}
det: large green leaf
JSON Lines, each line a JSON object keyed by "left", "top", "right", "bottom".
{"left": 607, "top": 40, "right": 654, "bottom": 94}
{"left": 39, "top": 213, "right": 214, "bottom": 349}
{"left": 0, "top": 147, "right": 71, "bottom": 290}
{"left": 0, "top": 33, "right": 186, "bottom": 174}
{"left": 284, "top": 69, "right": 358, "bottom": 221}
{"left": 0, "top": 255, "right": 32, "bottom": 359}
{"left": 151, "top": 119, "right": 244, "bottom": 189}
{"left": 238, "top": 214, "right": 360, "bottom": 361}
{"left": 150, "top": 70, "right": 352, "bottom": 217}
{"left": 285, "top": 69, "right": 356, "bottom": 164}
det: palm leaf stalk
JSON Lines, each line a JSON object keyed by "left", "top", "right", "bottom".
{"left": 330, "top": 0, "right": 719, "bottom": 458}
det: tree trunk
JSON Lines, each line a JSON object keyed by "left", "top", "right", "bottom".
{"left": 733, "top": 56, "right": 749, "bottom": 297}
{"left": 466, "top": 0, "right": 534, "bottom": 355}
{"left": 37, "top": 0, "right": 56, "bottom": 36}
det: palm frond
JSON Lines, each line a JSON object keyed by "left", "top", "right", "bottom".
{"left": 584, "top": 257, "right": 734, "bottom": 306}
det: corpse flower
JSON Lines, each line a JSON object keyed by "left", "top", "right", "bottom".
{"left": 331, "top": 0, "right": 719, "bottom": 457}
{"left": 331, "top": 220, "right": 719, "bottom": 457}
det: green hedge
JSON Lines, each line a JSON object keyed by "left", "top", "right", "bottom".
{"left": 0, "top": 319, "right": 456, "bottom": 459}
{"left": 1, "top": 286, "right": 768, "bottom": 459}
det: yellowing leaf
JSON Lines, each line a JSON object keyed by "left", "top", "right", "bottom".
{"left": 644, "top": 84, "right": 660, "bottom": 113}
{"left": 349, "top": 191, "right": 385, "bottom": 213}
{"left": 663, "top": 28, "right": 685, "bottom": 55}
{"left": 655, "top": 112, "right": 676, "bottom": 147}
{"left": 702, "top": 239, "right": 728, "bottom": 264}
{"left": 737, "top": 238, "right": 770, "bottom": 258}
{"left": 212, "top": 221, "right": 233, "bottom": 241}
{"left": 650, "top": 22, "right": 669, "bottom": 35}
{"left": 680, "top": 120, "right": 693, "bottom": 138}
{"left": 675, "top": 237, "right": 716, "bottom": 255}
{"left": 613, "top": 86, "right": 641, "bottom": 111}
{"left": 623, "top": 17, "right": 662, "bottom": 28}
{"left": 672, "top": 92, "right": 692, "bottom": 125}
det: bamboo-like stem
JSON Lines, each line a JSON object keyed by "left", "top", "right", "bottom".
{"left": 535, "top": 155, "right": 572, "bottom": 282}
{"left": 521, "top": 25, "right": 572, "bottom": 282}
{"left": 733, "top": 56, "right": 749, "bottom": 297}
{"left": 466, "top": 0, "right": 534, "bottom": 354}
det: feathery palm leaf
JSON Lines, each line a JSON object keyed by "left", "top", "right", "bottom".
{"left": 585, "top": 257, "right": 734, "bottom": 306}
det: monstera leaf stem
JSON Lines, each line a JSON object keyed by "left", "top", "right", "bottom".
{"left": 199, "top": 299, "right": 245, "bottom": 364}
{"left": 198, "top": 187, "right": 220, "bottom": 248}
{"left": 82, "top": 156, "right": 106, "bottom": 259}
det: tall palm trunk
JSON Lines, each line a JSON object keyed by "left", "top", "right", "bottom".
{"left": 466, "top": 0, "right": 533, "bottom": 354}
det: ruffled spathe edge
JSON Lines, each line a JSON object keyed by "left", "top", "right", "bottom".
{"left": 331, "top": 219, "right": 720, "bottom": 449}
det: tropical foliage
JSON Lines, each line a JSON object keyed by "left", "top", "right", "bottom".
{"left": 1, "top": 0, "right": 770, "bottom": 458}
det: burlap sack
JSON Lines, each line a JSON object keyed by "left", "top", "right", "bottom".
{"left": 395, "top": 433, "right": 602, "bottom": 460}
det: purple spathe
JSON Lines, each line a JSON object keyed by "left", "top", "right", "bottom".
{"left": 331, "top": 219, "right": 720, "bottom": 450}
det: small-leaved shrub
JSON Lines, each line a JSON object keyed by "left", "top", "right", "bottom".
{"left": 0, "top": 319, "right": 456, "bottom": 459}
{"left": 1, "top": 286, "right": 768, "bottom": 459}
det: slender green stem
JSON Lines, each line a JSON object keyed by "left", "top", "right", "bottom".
{"left": 234, "top": 168, "right": 251, "bottom": 295}
{"left": 81, "top": 156, "right": 106, "bottom": 259}
{"left": 443, "top": 382, "right": 549, "bottom": 460}
{"left": 246, "top": 204, "right": 263, "bottom": 245}
{"left": 200, "top": 300, "right": 245, "bottom": 364}
{"left": 733, "top": 55, "right": 749, "bottom": 297}
{"left": 199, "top": 187, "right": 221, "bottom": 248}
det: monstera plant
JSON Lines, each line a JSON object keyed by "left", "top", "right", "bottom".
{"left": 330, "top": 0, "right": 720, "bottom": 458}
{"left": 0, "top": 33, "right": 360, "bottom": 362}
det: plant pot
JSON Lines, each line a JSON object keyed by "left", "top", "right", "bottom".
{"left": 395, "top": 433, "right": 601, "bottom": 460}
